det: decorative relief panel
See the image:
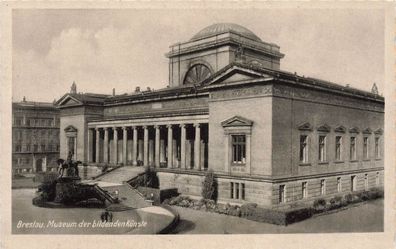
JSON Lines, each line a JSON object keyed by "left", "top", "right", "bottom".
{"left": 210, "top": 85, "right": 272, "bottom": 100}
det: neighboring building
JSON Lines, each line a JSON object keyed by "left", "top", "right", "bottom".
{"left": 56, "top": 23, "right": 384, "bottom": 208}
{"left": 12, "top": 98, "right": 60, "bottom": 174}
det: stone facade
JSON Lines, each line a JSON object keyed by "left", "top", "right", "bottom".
{"left": 12, "top": 100, "right": 60, "bottom": 174}
{"left": 56, "top": 23, "right": 384, "bottom": 208}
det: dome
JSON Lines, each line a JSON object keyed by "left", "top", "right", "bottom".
{"left": 190, "top": 23, "right": 262, "bottom": 42}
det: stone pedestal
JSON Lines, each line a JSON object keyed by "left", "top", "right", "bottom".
{"left": 54, "top": 177, "right": 80, "bottom": 203}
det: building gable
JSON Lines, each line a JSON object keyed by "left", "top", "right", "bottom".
{"left": 204, "top": 65, "right": 273, "bottom": 88}
{"left": 57, "top": 95, "right": 83, "bottom": 107}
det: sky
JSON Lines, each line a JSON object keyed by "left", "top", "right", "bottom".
{"left": 12, "top": 8, "right": 385, "bottom": 102}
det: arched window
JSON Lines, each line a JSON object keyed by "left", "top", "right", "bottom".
{"left": 183, "top": 64, "right": 211, "bottom": 85}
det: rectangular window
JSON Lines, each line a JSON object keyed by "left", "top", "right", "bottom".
{"left": 318, "top": 136, "right": 326, "bottom": 162}
{"left": 363, "top": 137, "right": 369, "bottom": 159}
{"left": 230, "top": 182, "right": 234, "bottom": 199}
{"left": 279, "top": 185, "right": 285, "bottom": 203}
{"left": 376, "top": 172, "right": 380, "bottom": 186}
{"left": 350, "top": 137, "right": 356, "bottom": 160}
{"left": 15, "top": 118, "right": 22, "bottom": 126}
{"left": 33, "top": 144, "right": 38, "bottom": 152}
{"left": 375, "top": 137, "right": 380, "bottom": 159}
{"left": 29, "top": 119, "right": 35, "bottom": 127}
{"left": 364, "top": 174, "right": 369, "bottom": 190}
{"left": 320, "top": 179, "right": 326, "bottom": 195}
{"left": 15, "top": 144, "right": 21, "bottom": 152}
{"left": 300, "top": 135, "right": 309, "bottom": 163}
{"left": 351, "top": 175, "right": 356, "bottom": 191}
{"left": 40, "top": 144, "right": 45, "bottom": 151}
{"left": 302, "top": 182, "right": 307, "bottom": 199}
{"left": 25, "top": 144, "right": 30, "bottom": 152}
{"left": 335, "top": 136, "right": 342, "bottom": 161}
{"left": 232, "top": 135, "right": 246, "bottom": 164}
{"left": 241, "top": 183, "right": 245, "bottom": 200}
{"left": 235, "top": 183, "right": 239, "bottom": 199}
{"left": 337, "top": 177, "right": 342, "bottom": 192}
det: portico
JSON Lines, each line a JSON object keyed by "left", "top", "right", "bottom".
{"left": 87, "top": 116, "right": 209, "bottom": 171}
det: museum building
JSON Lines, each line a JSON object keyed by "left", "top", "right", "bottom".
{"left": 56, "top": 23, "right": 384, "bottom": 207}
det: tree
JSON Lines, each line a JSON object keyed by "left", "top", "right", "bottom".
{"left": 201, "top": 170, "right": 217, "bottom": 201}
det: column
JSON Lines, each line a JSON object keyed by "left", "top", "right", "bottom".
{"left": 194, "top": 123, "right": 201, "bottom": 170}
{"left": 155, "top": 125, "right": 160, "bottom": 167}
{"left": 104, "top": 128, "right": 109, "bottom": 163}
{"left": 95, "top": 128, "right": 100, "bottom": 163}
{"left": 122, "top": 126, "right": 127, "bottom": 165}
{"left": 160, "top": 139, "right": 166, "bottom": 164}
{"left": 88, "top": 128, "right": 94, "bottom": 163}
{"left": 167, "top": 124, "right": 173, "bottom": 168}
{"left": 143, "top": 126, "right": 149, "bottom": 166}
{"left": 132, "top": 127, "right": 138, "bottom": 166}
{"left": 113, "top": 127, "right": 118, "bottom": 164}
{"left": 180, "top": 124, "right": 186, "bottom": 169}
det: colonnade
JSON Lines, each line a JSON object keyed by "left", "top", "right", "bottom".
{"left": 87, "top": 123, "right": 208, "bottom": 170}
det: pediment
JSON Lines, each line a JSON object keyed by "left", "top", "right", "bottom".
{"left": 334, "top": 125, "right": 346, "bottom": 133}
{"left": 205, "top": 66, "right": 273, "bottom": 87}
{"left": 317, "top": 124, "right": 331, "bottom": 132}
{"left": 362, "top": 128, "right": 372, "bottom": 134}
{"left": 374, "top": 128, "right": 383, "bottom": 135}
{"left": 57, "top": 94, "right": 83, "bottom": 107}
{"left": 298, "top": 122, "right": 313, "bottom": 131}
{"left": 221, "top": 116, "right": 253, "bottom": 127}
{"left": 349, "top": 127, "right": 360, "bottom": 134}
{"left": 64, "top": 125, "right": 78, "bottom": 133}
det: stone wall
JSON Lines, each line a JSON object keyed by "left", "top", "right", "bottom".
{"left": 272, "top": 83, "right": 384, "bottom": 177}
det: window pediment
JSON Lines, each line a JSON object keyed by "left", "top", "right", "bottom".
{"left": 334, "top": 125, "right": 346, "bottom": 133}
{"left": 64, "top": 125, "right": 78, "bottom": 133}
{"left": 362, "top": 128, "right": 372, "bottom": 134}
{"left": 298, "top": 122, "right": 313, "bottom": 131}
{"left": 317, "top": 124, "right": 331, "bottom": 132}
{"left": 349, "top": 127, "right": 360, "bottom": 134}
{"left": 221, "top": 116, "right": 253, "bottom": 128}
{"left": 374, "top": 128, "right": 383, "bottom": 135}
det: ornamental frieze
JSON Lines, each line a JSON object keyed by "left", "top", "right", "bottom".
{"left": 104, "top": 97, "right": 208, "bottom": 116}
{"left": 210, "top": 85, "right": 272, "bottom": 100}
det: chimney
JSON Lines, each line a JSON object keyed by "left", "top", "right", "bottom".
{"left": 146, "top": 87, "right": 151, "bottom": 92}
{"left": 112, "top": 88, "right": 115, "bottom": 96}
{"left": 135, "top": 86, "right": 140, "bottom": 93}
{"left": 22, "top": 96, "right": 26, "bottom": 102}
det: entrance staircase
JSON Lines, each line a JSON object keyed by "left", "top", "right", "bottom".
{"left": 82, "top": 166, "right": 149, "bottom": 209}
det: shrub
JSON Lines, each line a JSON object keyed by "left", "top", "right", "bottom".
{"left": 37, "top": 179, "right": 58, "bottom": 201}
{"left": 329, "top": 196, "right": 343, "bottom": 210}
{"left": 241, "top": 203, "right": 258, "bottom": 217}
{"left": 313, "top": 198, "right": 327, "bottom": 212}
{"left": 344, "top": 193, "right": 353, "bottom": 204}
{"left": 284, "top": 207, "right": 313, "bottom": 224}
{"left": 201, "top": 170, "right": 217, "bottom": 201}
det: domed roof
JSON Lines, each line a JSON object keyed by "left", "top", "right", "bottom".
{"left": 191, "top": 23, "right": 262, "bottom": 42}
